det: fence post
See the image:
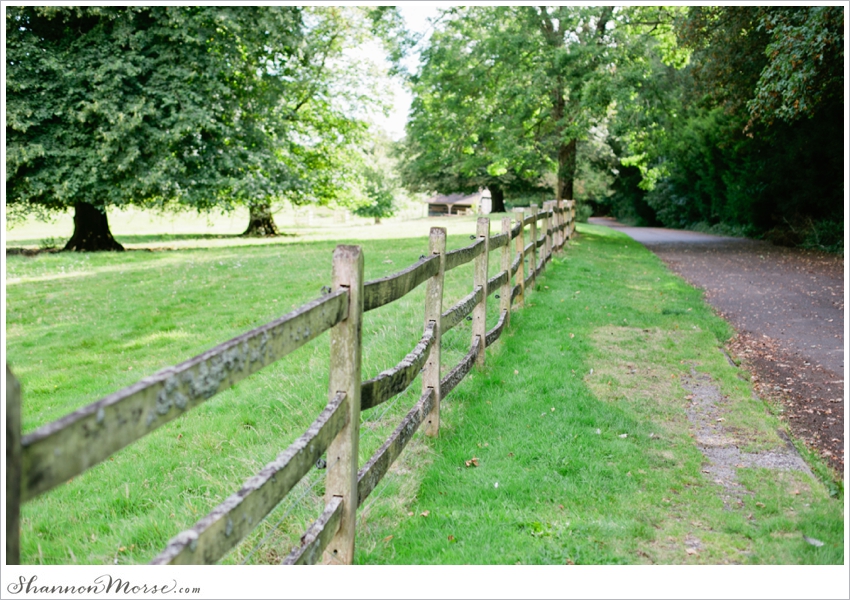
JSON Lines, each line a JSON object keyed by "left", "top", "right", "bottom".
{"left": 6, "top": 364, "right": 21, "bottom": 565}
{"left": 569, "top": 200, "right": 576, "bottom": 239}
{"left": 423, "top": 228, "right": 446, "bottom": 437}
{"left": 500, "top": 216, "right": 512, "bottom": 328}
{"left": 513, "top": 208, "right": 525, "bottom": 309}
{"left": 543, "top": 202, "right": 552, "bottom": 265}
{"left": 529, "top": 204, "right": 538, "bottom": 285}
{"left": 323, "top": 245, "right": 363, "bottom": 565}
{"left": 473, "top": 217, "right": 490, "bottom": 366}
{"left": 554, "top": 200, "right": 563, "bottom": 252}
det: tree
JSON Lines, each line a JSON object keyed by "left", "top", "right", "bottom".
{"left": 6, "top": 6, "right": 393, "bottom": 249}
{"left": 605, "top": 5, "right": 843, "bottom": 248}
{"left": 352, "top": 133, "right": 401, "bottom": 225}
{"left": 401, "top": 6, "right": 626, "bottom": 212}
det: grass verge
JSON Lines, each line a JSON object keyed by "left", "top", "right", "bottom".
{"left": 4, "top": 219, "right": 842, "bottom": 565}
{"left": 354, "top": 224, "right": 843, "bottom": 565}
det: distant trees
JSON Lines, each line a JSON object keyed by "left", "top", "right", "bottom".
{"left": 6, "top": 6, "right": 392, "bottom": 249}
{"left": 603, "top": 6, "right": 844, "bottom": 250}
{"left": 401, "top": 6, "right": 637, "bottom": 212}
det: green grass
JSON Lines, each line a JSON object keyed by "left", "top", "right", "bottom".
{"left": 5, "top": 213, "right": 513, "bottom": 564}
{"left": 4, "top": 217, "right": 842, "bottom": 565}
{"left": 353, "top": 225, "right": 844, "bottom": 565}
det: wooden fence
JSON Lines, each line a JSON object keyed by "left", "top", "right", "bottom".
{"left": 5, "top": 200, "right": 576, "bottom": 565}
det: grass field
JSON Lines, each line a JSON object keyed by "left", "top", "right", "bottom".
{"left": 3, "top": 212, "right": 844, "bottom": 568}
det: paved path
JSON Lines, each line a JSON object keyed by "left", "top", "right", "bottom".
{"left": 589, "top": 217, "right": 845, "bottom": 473}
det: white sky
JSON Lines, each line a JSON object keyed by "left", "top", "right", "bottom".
{"left": 379, "top": 3, "right": 444, "bottom": 140}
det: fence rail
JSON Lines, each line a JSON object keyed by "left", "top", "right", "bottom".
{"left": 6, "top": 200, "right": 575, "bottom": 565}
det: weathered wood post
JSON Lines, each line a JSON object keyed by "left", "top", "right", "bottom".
{"left": 423, "top": 228, "right": 446, "bottom": 437}
{"left": 543, "top": 202, "right": 552, "bottom": 265}
{"left": 554, "top": 199, "right": 564, "bottom": 251}
{"left": 500, "top": 216, "right": 512, "bottom": 328}
{"left": 6, "top": 365, "right": 21, "bottom": 565}
{"left": 323, "top": 245, "right": 363, "bottom": 565}
{"left": 473, "top": 217, "right": 490, "bottom": 366}
{"left": 513, "top": 208, "right": 525, "bottom": 308}
{"left": 569, "top": 200, "right": 576, "bottom": 239}
{"left": 529, "top": 204, "right": 538, "bottom": 285}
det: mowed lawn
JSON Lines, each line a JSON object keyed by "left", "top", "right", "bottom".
{"left": 4, "top": 215, "right": 843, "bottom": 567}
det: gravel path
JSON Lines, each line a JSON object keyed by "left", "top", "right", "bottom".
{"left": 589, "top": 217, "right": 845, "bottom": 475}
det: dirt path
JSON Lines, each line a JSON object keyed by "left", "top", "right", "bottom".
{"left": 589, "top": 217, "right": 845, "bottom": 475}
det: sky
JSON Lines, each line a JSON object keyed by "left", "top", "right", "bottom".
{"left": 379, "top": 3, "right": 444, "bottom": 140}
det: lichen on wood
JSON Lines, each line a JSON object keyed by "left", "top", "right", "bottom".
{"left": 151, "top": 392, "right": 348, "bottom": 565}
{"left": 441, "top": 286, "right": 483, "bottom": 333}
{"left": 20, "top": 290, "right": 348, "bottom": 501}
{"left": 363, "top": 254, "right": 439, "bottom": 312}
{"left": 360, "top": 322, "right": 435, "bottom": 411}
{"left": 356, "top": 388, "right": 434, "bottom": 506}
{"left": 444, "top": 238, "right": 485, "bottom": 272}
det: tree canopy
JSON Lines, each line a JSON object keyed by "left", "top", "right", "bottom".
{"left": 5, "top": 6, "right": 392, "bottom": 249}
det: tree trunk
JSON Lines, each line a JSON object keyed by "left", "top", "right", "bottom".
{"left": 63, "top": 202, "right": 124, "bottom": 252}
{"left": 243, "top": 203, "right": 279, "bottom": 236}
{"left": 374, "top": 216, "right": 382, "bottom": 225}
{"left": 557, "top": 138, "right": 577, "bottom": 201}
{"left": 488, "top": 185, "right": 506, "bottom": 213}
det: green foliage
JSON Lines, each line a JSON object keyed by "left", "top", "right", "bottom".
{"left": 748, "top": 7, "right": 844, "bottom": 126}
{"left": 401, "top": 6, "right": 628, "bottom": 202}
{"left": 5, "top": 6, "right": 387, "bottom": 224}
{"left": 604, "top": 5, "right": 844, "bottom": 244}
{"left": 352, "top": 133, "right": 402, "bottom": 221}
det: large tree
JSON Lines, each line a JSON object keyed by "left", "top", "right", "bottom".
{"left": 5, "top": 6, "right": 391, "bottom": 249}
{"left": 401, "top": 6, "right": 626, "bottom": 210}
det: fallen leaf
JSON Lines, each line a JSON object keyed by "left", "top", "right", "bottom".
{"left": 803, "top": 535, "right": 824, "bottom": 547}
{"left": 569, "top": 333, "right": 575, "bottom": 338}
{"left": 408, "top": 511, "right": 414, "bottom": 516}
{"left": 420, "top": 510, "right": 430, "bottom": 517}
{"left": 382, "top": 535, "right": 394, "bottom": 543}
{"left": 465, "top": 457, "right": 479, "bottom": 467}
{"left": 514, "top": 369, "right": 519, "bottom": 375}
{"left": 686, "top": 548, "right": 698, "bottom": 555}
{"left": 565, "top": 558, "right": 575, "bottom": 565}
{"left": 755, "top": 502, "right": 765, "bottom": 508}
{"left": 448, "top": 535, "right": 455, "bottom": 542}
{"left": 619, "top": 433, "right": 628, "bottom": 438}
{"left": 551, "top": 407, "right": 555, "bottom": 412}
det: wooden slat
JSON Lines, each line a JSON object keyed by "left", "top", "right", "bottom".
{"left": 441, "top": 286, "right": 483, "bottom": 333}
{"left": 439, "top": 336, "right": 481, "bottom": 398}
{"left": 536, "top": 235, "right": 546, "bottom": 249}
{"left": 20, "top": 290, "right": 349, "bottom": 502}
{"left": 151, "top": 392, "right": 349, "bottom": 565}
{"left": 522, "top": 214, "right": 536, "bottom": 227}
{"left": 360, "top": 322, "right": 436, "bottom": 411}
{"left": 281, "top": 496, "right": 343, "bottom": 565}
{"left": 524, "top": 270, "right": 535, "bottom": 290}
{"left": 485, "top": 310, "right": 508, "bottom": 347}
{"left": 488, "top": 232, "right": 509, "bottom": 251}
{"left": 523, "top": 241, "right": 534, "bottom": 257}
{"left": 510, "top": 221, "right": 522, "bottom": 239}
{"left": 510, "top": 252, "right": 522, "bottom": 277}
{"left": 363, "top": 255, "right": 439, "bottom": 312}
{"left": 356, "top": 388, "right": 435, "bottom": 506}
{"left": 444, "top": 239, "right": 486, "bottom": 272}
{"left": 487, "top": 270, "right": 508, "bottom": 295}
{"left": 511, "top": 284, "right": 521, "bottom": 305}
